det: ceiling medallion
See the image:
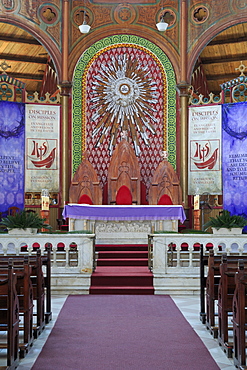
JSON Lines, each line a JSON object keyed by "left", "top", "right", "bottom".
{"left": 39, "top": 5, "right": 58, "bottom": 24}
{"left": 192, "top": 6, "right": 209, "bottom": 24}
{"left": 114, "top": 4, "right": 136, "bottom": 25}
{"left": 119, "top": 7, "right": 131, "bottom": 22}
{"left": 235, "top": 0, "right": 247, "bottom": 10}
{"left": 157, "top": 9, "right": 176, "bottom": 28}
{"left": 1, "top": 0, "right": 16, "bottom": 11}
{"left": 90, "top": 54, "right": 158, "bottom": 156}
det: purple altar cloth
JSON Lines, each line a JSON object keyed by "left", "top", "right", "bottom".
{"left": 63, "top": 204, "right": 186, "bottom": 223}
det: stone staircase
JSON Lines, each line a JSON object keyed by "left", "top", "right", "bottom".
{"left": 90, "top": 244, "right": 154, "bottom": 294}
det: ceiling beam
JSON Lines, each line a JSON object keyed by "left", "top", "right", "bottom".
{"left": 206, "top": 73, "right": 239, "bottom": 81}
{"left": 208, "top": 35, "right": 247, "bottom": 46}
{"left": 0, "top": 34, "right": 41, "bottom": 45}
{"left": 201, "top": 54, "right": 247, "bottom": 65}
{"left": 0, "top": 53, "right": 48, "bottom": 64}
{"left": 5, "top": 72, "right": 43, "bottom": 81}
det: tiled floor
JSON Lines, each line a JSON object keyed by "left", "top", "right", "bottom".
{"left": 1, "top": 295, "right": 236, "bottom": 370}
{"left": 0, "top": 295, "right": 67, "bottom": 370}
{"left": 172, "top": 296, "right": 235, "bottom": 370}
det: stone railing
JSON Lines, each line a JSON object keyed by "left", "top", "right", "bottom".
{"left": 149, "top": 233, "right": 247, "bottom": 295}
{"left": 0, "top": 233, "right": 95, "bottom": 295}
{"left": 1, "top": 232, "right": 247, "bottom": 295}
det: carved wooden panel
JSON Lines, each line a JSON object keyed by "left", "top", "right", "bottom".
{"left": 69, "top": 155, "right": 102, "bottom": 204}
{"left": 149, "top": 160, "right": 182, "bottom": 205}
{"left": 108, "top": 139, "right": 141, "bottom": 204}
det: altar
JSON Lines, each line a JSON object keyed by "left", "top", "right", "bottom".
{"left": 63, "top": 204, "right": 186, "bottom": 244}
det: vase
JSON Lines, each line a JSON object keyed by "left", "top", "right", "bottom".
{"left": 212, "top": 227, "right": 243, "bottom": 235}
{"left": 8, "top": 228, "right": 38, "bottom": 235}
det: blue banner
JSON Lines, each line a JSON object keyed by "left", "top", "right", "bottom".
{"left": 222, "top": 101, "right": 247, "bottom": 218}
{"left": 0, "top": 101, "right": 25, "bottom": 215}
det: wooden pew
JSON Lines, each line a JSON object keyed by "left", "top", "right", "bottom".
{"left": 200, "top": 246, "right": 223, "bottom": 327}
{"left": 30, "top": 250, "right": 45, "bottom": 337}
{"left": 0, "top": 256, "right": 34, "bottom": 358}
{"left": 200, "top": 246, "right": 247, "bottom": 340}
{"left": 205, "top": 250, "right": 222, "bottom": 337}
{"left": 0, "top": 260, "right": 19, "bottom": 370}
{"left": 217, "top": 255, "right": 239, "bottom": 357}
{"left": 0, "top": 247, "right": 51, "bottom": 339}
{"left": 29, "top": 247, "right": 52, "bottom": 328}
{"left": 0, "top": 254, "right": 44, "bottom": 339}
{"left": 27, "top": 246, "right": 52, "bottom": 324}
{"left": 200, "top": 244, "right": 208, "bottom": 324}
{"left": 232, "top": 260, "right": 247, "bottom": 369}
{"left": 42, "top": 245, "right": 52, "bottom": 324}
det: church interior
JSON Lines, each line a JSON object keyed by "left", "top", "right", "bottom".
{"left": 0, "top": 1, "right": 247, "bottom": 369}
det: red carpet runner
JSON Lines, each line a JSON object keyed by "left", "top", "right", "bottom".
{"left": 90, "top": 244, "right": 154, "bottom": 294}
{"left": 31, "top": 295, "right": 220, "bottom": 370}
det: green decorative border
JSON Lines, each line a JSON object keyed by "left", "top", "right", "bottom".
{"left": 72, "top": 34, "right": 176, "bottom": 173}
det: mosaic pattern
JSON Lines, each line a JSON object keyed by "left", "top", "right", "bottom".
{"left": 90, "top": 53, "right": 159, "bottom": 156}
{"left": 72, "top": 35, "right": 176, "bottom": 195}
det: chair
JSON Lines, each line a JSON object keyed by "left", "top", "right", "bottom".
{"left": 78, "top": 194, "right": 93, "bottom": 205}
{"left": 158, "top": 194, "right": 173, "bottom": 205}
{"left": 56, "top": 218, "right": 69, "bottom": 231}
{"left": 115, "top": 185, "right": 132, "bottom": 205}
{"left": 108, "top": 138, "right": 141, "bottom": 205}
{"left": 8, "top": 206, "right": 20, "bottom": 216}
{"left": 69, "top": 153, "right": 102, "bottom": 205}
{"left": 148, "top": 159, "right": 182, "bottom": 205}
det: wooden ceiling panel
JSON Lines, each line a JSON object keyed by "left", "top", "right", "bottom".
{"left": 198, "top": 23, "right": 247, "bottom": 94}
{"left": 0, "top": 22, "right": 48, "bottom": 94}
{"left": 0, "top": 21, "right": 247, "bottom": 96}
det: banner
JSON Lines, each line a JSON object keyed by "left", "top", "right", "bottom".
{"left": 25, "top": 104, "right": 60, "bottom": 192}
{"left": 0, "top": 101, "right": 25, "bottom": 214}
{"left": 222, "top": 102, "right": 247, "bottom": 218}
{"left": 188, "top": 105, "right": 222, "bottom": 195}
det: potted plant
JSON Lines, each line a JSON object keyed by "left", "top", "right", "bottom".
{"left": 204, "top": 210, "right": 247, "bottom": 235}
{"left": 0, "top": 210, "right": 51, "bottom": 235}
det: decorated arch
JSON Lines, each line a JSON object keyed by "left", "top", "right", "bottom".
{"left": 72, "top": 34, "right": 176, "bottom": 193}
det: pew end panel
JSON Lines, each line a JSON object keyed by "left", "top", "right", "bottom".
{"left": 0, "top": 262, "right": 19, "bottom": 369}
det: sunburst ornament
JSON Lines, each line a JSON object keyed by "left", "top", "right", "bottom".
{"left": 90, "top": 54, "right": 159, "bottom": 156}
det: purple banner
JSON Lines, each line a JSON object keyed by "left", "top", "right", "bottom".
{"left": 222, "top": 102, "right": 247, "bottom": 219}
{"left": 0, "top": 101, "right": 25, "bottom": 215}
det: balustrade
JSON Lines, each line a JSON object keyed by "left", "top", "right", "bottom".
{"left": 1, "top": 232, "right": 247, "bottom": 294}
{"left": 0, "top": 233, "right": 95, "bottom": 295}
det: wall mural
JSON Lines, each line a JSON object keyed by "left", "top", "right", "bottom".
{"left": 73, "top": 35, "right": 176, "bottom": 195}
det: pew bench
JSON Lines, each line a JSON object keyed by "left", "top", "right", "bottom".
{"left": 0, "top": 248, "right": 51, "bottom": 339}
{"left": 217, "top": 255, "right": 247, "bottom": 358}
{"left": 200, "top": 247, "right": 247, "bottom": 340}
{"left": 204, "top": 250, "right": 222, "bottom": 337}
{"left": 0, "top": 257, "right": 34, "bottom": 358}
{"left": 232, "top": 260, "right": 247, "bottom": 369}
{"left": 0, "top": 261, "right": 19, "bottom": 370}
{"left": 200, "top": 246, "right": 222, "bottom": 329}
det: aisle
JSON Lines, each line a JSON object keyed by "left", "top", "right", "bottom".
{"left": 15, "top": 296, "right": 235, "bottom": 370}
{"left": 31, "top": 295, "right": 219, "bottom": 370}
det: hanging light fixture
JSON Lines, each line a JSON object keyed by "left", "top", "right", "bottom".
{"left": 156, "top": 8, "right": 168, "bottom": 32}
{"left": 79, "top": 7, "right": 91, "bottom": 34}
